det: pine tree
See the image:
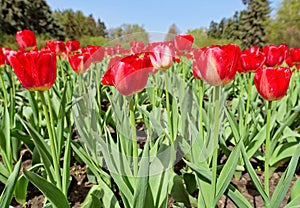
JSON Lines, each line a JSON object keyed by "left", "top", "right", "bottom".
{"left": 207, "top": 21, "right": 219, "bottom": 39}
{"left": 0, "top": 0, "right": 65, "bottom": 39}
{"left": 239, "top": 0, "right": 270, "bottom": 49}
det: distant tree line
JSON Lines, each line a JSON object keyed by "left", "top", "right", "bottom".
{"left": 206, "top": 0, "right": 300, "bottom": 48}
{"left": 0, "top": 0, "right": 107, "bottom": 41}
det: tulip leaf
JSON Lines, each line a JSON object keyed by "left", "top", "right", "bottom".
{"left": 18, "top": 116, "right": 55, "bottom": 183}
{"left": 290, "top": 177, "right": 300, "bottom": 201}
{"left": 0, "top": 159, "right": 21, "bottom": 208}
{"left": 23, "top": 170, "right": 70, "bottom": 208}
{"left": 15, "top": 164, "right": 42, "bottom": 206}
{"left": 270, "top": 143, "right": 300, "bottom": 208}
{"left": 214, "top": 141, "right": 242, "bottom": 206}
{"left": 241, "top": 144, "right": 270, "bottom": 205}
{"left": 133, "top": 141, "right": 150, "bottom": 208}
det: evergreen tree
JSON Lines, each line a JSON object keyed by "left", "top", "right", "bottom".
{"left": 165, "top": 24, "right": 180, "bottom": 41}
{"left": 0, "top": 0, "right": 65, "bottom": 39}
{"left": 96, "top": 19, "right": 107, "bottom": 37}
{"left": 239, "top": 0, "right": 270, "bottom": 49}
{"left": 207, "top": 21, "right": 219, "bottom": 39}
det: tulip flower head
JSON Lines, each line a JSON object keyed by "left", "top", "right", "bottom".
{"left": 149, "top": 42, "right": 174, "bottom": 70}
{"left": 130, "top": 41, "right": 145, "bottom": 55}
{"left": 9, "top": 51, "right": 57, "bottom": 91}
{"left": 193, "top": 44, "right": 241, "bottom": 86}
{"left": 68, "top": 53, "right": 92, "bottom": 74}
{"left": 16, "top": 29, "right": 37, "bottom": 51}
{"left": 46, "top": 40, "right": 67, "bottom": 58}
{"left": 86, "top": 45, "right": 105, "bottom": 63}
{"left": 286, "top": 48, "right": 300, "bottom": 70}
{"left": 0, "top": 49, "right": 5, "bottom": 68}
{"left": 238, "top": 46, "right": 266, "bottom": 73}
{"left": 174, "top": 34, "right": 194, "bottom": 52}
{"left": 254, "top": 67, "right": 292, "bottom": 101}
{"left": 263, "top": 44, "right": 288, "bottom": 67}
{"left": 66, "top": 40, "right": 80, "bottom": 54}
{"left": 101, "top": 54, "right": 153, "bottom": 96}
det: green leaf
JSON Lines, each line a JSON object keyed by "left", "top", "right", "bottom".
{"left": 290, "top": 177, "right": 300, "bottom": 201}
{"left": 14, "top": 176, "right": 29, "bottom": 205}
{"left": 23, "top": 170, "right": 70, "bottom": 208}
{"left": 0, "top": 159, "right": 21, "bottom": 208}
{"left": 133, "top": 142, "right": 150, "bottom": 208}
{"left": 270, "top": 143, "right": 300, "bottom": 208}
{"left": 270, "top": 142, "right": 298, "bottom": 166}
{"left": 14, "top": 164, "right": 43, "bottom": 205}
{"left": 241, "top": 144, "right": 270, "bottom": 205}
{"left": 285, "top": 195, "right": 300, "bottom": 208}
{"left": 18, "top": 117, "right": 55, "bottom": 183}
{"left": 81, "top": 185, "right": 103, "bottom": 208}
{"left": 169, "top": 171, "right": 191, "bottom": 208}
{"left": 226, "top": 184, "right": 253, "bottom": 208}
{"left": 213, "top": 141, "right": 242, "bottom": 206}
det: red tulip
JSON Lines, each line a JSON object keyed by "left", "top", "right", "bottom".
{"left": 130, "top": 41, "right": 145, "bottom": 54}
{"left": 104, "top": 47, "right": 116, "bottom": 56}
{"left": 101, "top": 54, "right": 153, "bottom": 96}
{"left": 193, "top": 44, "right": 241, "bottom": 86}
{"left": 0, "top": 49, "right": 5, "bottom": 67}
{"left": 286, "top": 48, "right": 300, "bottom": 70}
{"left": 9, "top": 51, "right": 56, "bottom": 91}
{"left": 46, "top": 40, "right": 66, "bottom": 56}
{"left": 2, "top": 48, "right": 16, "bottom": 65}
{"left": 86, "top": 45, "right": 105, "bottom": 63}
{"left": 148, "top": 42, "right": 174, "bottom": 70}
{"left": 238, "top": 46, "right": 266, "bottom": 73}
{"left": 289, "top": 48, "right": 300, "bottom": 62}
{"left": 263, "top": 44, "right": 288, "bottom": 67}
{"left": 192, "top": 61, "right": 202, "bottom": 80}
{"left": 16, "top": 30, "right": 37, "bottom": 51}
{"left": 254, "top": 67, "right": 292, "bottom": 101}
{"left": 66, "top": 40, "right": 80, "bottom": 54}
{"left": 174, "top": 34, "right": 194, "bottom": 52}
{"left": 68, "top": 53, "right": 92, "bottom": 74}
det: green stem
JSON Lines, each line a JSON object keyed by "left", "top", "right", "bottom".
{"left": 182, "top": 59, "right": 186, "bottom": 82}
{"left": 198, "top": 80, "right": 204, "bottom": 140}
{"left": 244, "top": 73, "right": 252, "bottom": 136}
{"left": 39, "top": 91, "right": 62, "bottom": 190}
{"left": 62, "top": 127, "right": 71, "bottom": 196}
{"left": 0, "top": 69, "right": 8, "bottom": 106}
{"left": 211, "top": 85, "right": 221, "bottom": 201}
{"left": 9, "top": 69, "right": 16, "bottom": 127}
{"left": 129, "top": 98, "right": 138, "bottom": 179}
{"left": 46, "top": 90, "right": 57, "bottom": 152}
{"left": 265, "top": 101, "right": 272, "bottom": 197}
{"left": 58, "top": 58, "right": 65, "bottom": 86}
{"left": 95, "top": 63, "right": 102, "bottom": 111}
{"left": 164, "top": 72, "right": 174, "bottom": 143}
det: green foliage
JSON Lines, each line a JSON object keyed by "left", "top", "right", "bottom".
{"left": 267, "top": 0, "right": 300, "bottom": 47}
{"left": 78, "top": 36, "right": 109, "bottom": 47}
{"left": 207, "top": 11, "right": 242, "bottom": 41}
{"left": 0, "top": 0, "right": 65, "bottom": 39}
{"left": 187, "top": 28, "right": 241, "bottom": 48}
{"left": 108, "top": 24, "right": 149, "bottom": 43}
{"left": 53, "top": 9, "right": 107, "bottom": 39}
{"left": 239, "top": 0, "right": 271, "bottom": 48}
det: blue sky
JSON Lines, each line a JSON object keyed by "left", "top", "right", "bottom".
{"left": 46, "top": 0, "right": 282, "bottom": 34}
